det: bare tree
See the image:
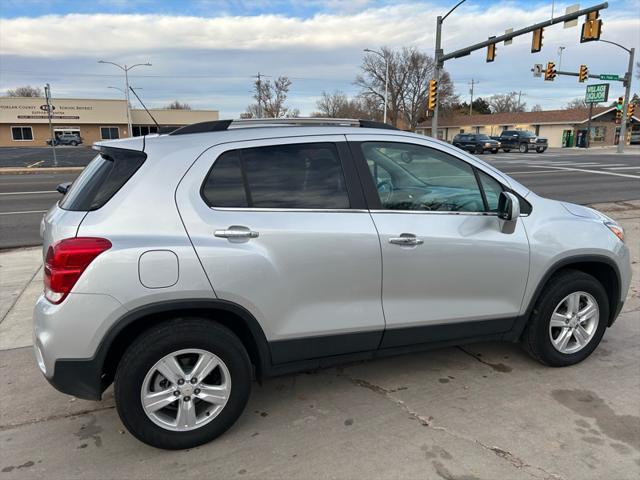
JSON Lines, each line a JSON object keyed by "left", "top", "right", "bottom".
{"left": 488, "top": 92, "right": 527, "bottom": 113}
{"left": 313, "top": 91, "right": 375, "bottom": 119}
{"left": 245, "top": 76, "right": 297, "bottom": 118}
{"left": 530, "top": 104, "right": 543, "bottom": 112}
{"left": 564, "top": 98, "right": 587, "bottom": 110}
{"left": 164, "top": 100, "right": 192, "bottom": 110}
{"left": 6, "top": 85, "right": 43, "bottom": 97}
{"left": 355, "top": 47, "right": 455, "bottom": 128}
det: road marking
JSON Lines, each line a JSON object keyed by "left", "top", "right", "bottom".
{"left": 26, "top": 160, "right": 44, "bottom": 168}
{"left": 526, "top": 165, "right": 640, "bottom": 179}
{"left": 605, "top": 166, "right": 640, "bottom": 170}
{"left": 0, "top": 191, "right": 57, "bottom": 196}
{"left": 0, "top": 210, "right": 47, "bottom": 215}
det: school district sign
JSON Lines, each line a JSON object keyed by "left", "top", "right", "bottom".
{"left": 585, "top": 84, "right": 609, "bottom": 104}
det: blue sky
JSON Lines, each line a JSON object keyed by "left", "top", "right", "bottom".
{"left": 1, "top": 1, "right": 638, "bottom": 116}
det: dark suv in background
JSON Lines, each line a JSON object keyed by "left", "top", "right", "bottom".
{"left": 452, "top": 133, "right": 500, "bottom": 154}
{"left": 495, "top": 130, "right": 547, "bottom": 153}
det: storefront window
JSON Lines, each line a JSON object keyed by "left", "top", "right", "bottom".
{"left": 100, "top": 127, "right": 120, "bottom": 140}
{"left": 11, "top": 126, "right": 33, "bottom": 141}
{"left": 590, "top": 126, "right": 606, "bottom": 143}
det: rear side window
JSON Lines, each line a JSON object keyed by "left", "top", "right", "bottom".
{"left": 202, "top": 143, "right": 350, "bottom": 209}
{"left": 59, "top": 147, "right": 146, "bottom": 211}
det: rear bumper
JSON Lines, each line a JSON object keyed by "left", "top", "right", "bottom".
{"left": 41, "top": 356, "right": 104, "bottom": 400}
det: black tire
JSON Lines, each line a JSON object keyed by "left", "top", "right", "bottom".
{"left": 536, "top": 147, "right": 545, "bottom": 153}
{"left": 523, "top": 269, "right": 609, "bottom": 367}
{"left": 518, "top": 143, "right": 529, "bottom": 153}
{"left": 491, "top": 149, "right": 498, "bottom": 154}
{"left": 70, "top": 141, "right": 78, "bottom": 146}
{"left": 114, "top": 318, "right": 252, "bottom": 450}
{"left": 474, "top": 145, "right": 484, "bottom": 154}
{"left": 503, "top": 148, "right": 511, "bottom": 153}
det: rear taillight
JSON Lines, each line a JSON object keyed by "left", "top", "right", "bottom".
{"left": 44, "top": 237, "right": 112, "bottom": 304}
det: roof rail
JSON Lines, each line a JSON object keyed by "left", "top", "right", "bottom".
{"left": 169, "top": 118, "right": 399, "bottom": 136}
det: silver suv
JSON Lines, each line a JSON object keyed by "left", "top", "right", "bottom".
{"left": 34, "top": 118, "right": 631, "bottom": 449}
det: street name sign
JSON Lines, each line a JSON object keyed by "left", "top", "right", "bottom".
{"left": 599, "top": 74, "right": 619, "bottom": 81}
{"left": 585, "top": 83, "right": 609, "bottom": 103}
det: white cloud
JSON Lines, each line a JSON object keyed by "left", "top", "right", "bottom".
{"left": 0, "top": 2, "right": 638, "bottom": 116}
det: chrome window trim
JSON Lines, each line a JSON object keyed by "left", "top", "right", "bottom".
{"left": 208, "top": 206, "right": 370, "bottom": 213}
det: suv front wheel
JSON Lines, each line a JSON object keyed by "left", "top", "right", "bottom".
{"left": 523, "top": 270, "right": 608, "bottom": 367}
{"left": 518, "top": 143, "right": 529, "bottom": 153}
{"left": 114, "top": 318, "right": 252, "bottom": 449}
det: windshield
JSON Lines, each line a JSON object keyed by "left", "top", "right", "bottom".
{"left": 477, "top": 134, "right": 491, "bottom": 140}
{"left": 520, "top": 131, "right": 535, "bottom": 137}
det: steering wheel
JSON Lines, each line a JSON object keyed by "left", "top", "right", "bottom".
{"left": 376, "top": 180, "right": 393, "bottom": 204}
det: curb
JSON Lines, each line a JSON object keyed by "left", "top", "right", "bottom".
{"left": 0, "top": 167, "right": 84, "bottom": 175}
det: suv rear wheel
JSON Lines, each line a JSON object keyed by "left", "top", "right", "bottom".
{"left": 523, "top": 270, "right": 608, "bottom": 367}
{"left": 114, "top": 318, "right": 252, "bottom": 449}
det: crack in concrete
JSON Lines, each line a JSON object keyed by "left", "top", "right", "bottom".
{"left": 0, "top": 405, "right": 115, "bottom": 432}
{"left": 0, "top": 264, "right": 42, "bottom": 325}
{"left": 340, "top": 372, "right": 565, "bottom": 480}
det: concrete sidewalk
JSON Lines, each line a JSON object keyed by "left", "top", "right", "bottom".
{"left": 0, "top": 201, "right": 638, "bottom": 480}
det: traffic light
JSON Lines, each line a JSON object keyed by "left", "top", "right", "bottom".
{"left": 578, "top": 65, "right": 588, "bottom": 83}
{"left": 616, "top": 97, "right": 624, "bottom": 120}
{"left": 581, "top": 11, "right": 602, "bottom": 43}
{"left": 544, "top": 62, "right": 556, "bottom": 81}
{"left": 628, "top": 103, "right": 636, "bottom": 118}
{"left": 531, "top": 28, "right": 543, "bottom": 53}
{"left": 427, "top": 79, "right": 438, "bottom": 111}
{"left": 486, "top": 36, "right": 496, "bottom": 62}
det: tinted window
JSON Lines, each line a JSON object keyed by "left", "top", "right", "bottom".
{"left": 361, "top": 142, "right": 485, "bottom": 212}
{"left": 202, "top": 143, "right": 350, "bottom": 209}
{"left": 59, "top": 148, "right": 146, "bottom": 211}
{"left": 201, "top": 151, "right": 248, "bottom": 207}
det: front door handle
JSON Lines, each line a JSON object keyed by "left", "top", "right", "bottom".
{"left": 389, "top": 234, "right": 423, "bottom": 246}
{"left": 214, "top": 226, "right": 259, "bottom": 240}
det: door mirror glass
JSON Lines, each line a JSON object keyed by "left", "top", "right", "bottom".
{"left": 498, "top": 191, "right": 520, "bottom": 221}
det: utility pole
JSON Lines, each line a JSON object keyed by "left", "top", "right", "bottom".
{"left": 98, "top": 60, "right": 151, "bottom": 137}
{"left": 469, "top": 79, "right": 477, "bottom": 115}
{"left": 364, "top": 49, "right": 389, "bottom": 124}
{"left": 557, "top": 46, "right": 566, "bottom": 70}
{"left": 256, "top": 72, "right": 263, "bottom": 118}
{"left": 517, "top": 91, "right": 526, "bottom": 111}
{"left": 44, "top": 83, "right": 57, "bottom": 166}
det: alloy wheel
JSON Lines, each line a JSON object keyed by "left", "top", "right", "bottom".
{"left": 548, "top": 291, "right": 599, "bottom": 354}
{"left": 140, "top": 348, "right": 231, "bottom": 431}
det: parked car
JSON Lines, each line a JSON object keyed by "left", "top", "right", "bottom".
{"left": 46, "top": 133, "right": 82, "bottom": 146}
{"left": 35, "top": 118, "right": 630, "bottom": 450}
{"left": 452, "top": 133, "right": 500, "bottom": 154}
{"left": 630, "top": 131, "right": 640, "bottom": 145}
{"left": 497, "top": 130, "right": 547, "bottom": 153}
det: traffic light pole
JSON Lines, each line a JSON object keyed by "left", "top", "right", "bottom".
{"left": 617, "top": 47, "right": 635, "bottom": 153}
{"left": 430, "top": 1, "right": 608, "bottom": 137}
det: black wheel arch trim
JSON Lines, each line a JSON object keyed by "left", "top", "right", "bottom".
{"left": 505, "top": 254, "right": 623, "bottom": 341}
{"left": 51, "top": 298, "right": 272, "bottom": 401}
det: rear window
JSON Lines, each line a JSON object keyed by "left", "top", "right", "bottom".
{"left": 59, "top": 147, "right": 146, "bottom": 211}
{"left": 201, "top": 143, "right": 350, "bottom": 209}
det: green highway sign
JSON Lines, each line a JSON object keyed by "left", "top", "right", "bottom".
{"left": 599, "top": 74, "right": 619, "bottom": 81}
{"left": 585, "top": 83, "right": 609, "bottom": 104}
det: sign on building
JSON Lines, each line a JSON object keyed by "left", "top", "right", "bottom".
{"left": 585, "top": 83, "right": 609, "bottom": 104}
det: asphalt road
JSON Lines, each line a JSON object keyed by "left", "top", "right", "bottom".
{"left": 0, "top": 149, "right": 639, "bottom": 249}
{"left": 0, "top": 146, "right": 95, "bottom": 168}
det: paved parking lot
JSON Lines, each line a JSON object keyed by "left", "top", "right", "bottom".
{"left": 0, "top": 201, "right": 638, "bottom": 479}
{"left": 0, "top": 146, "right": 94, "bottom": 168}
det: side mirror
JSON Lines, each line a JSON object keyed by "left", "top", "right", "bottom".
{"left": 498, "top": 191, "right": 520, "bottom": 222}
{"left": 56, "top": 182, "right": 72, "bottom": 195}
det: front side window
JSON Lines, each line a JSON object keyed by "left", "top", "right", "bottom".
{"left": 11, "top": 126, "right": 33, "bottom": 141}
{"left": 100, "top": 127, "right": 120, "bottom": 140}
{"left": 202, "top": 143, "right": 350, "bottom": 209}
{"left": 360, "top": 142, "right": 486, "bottom": 212}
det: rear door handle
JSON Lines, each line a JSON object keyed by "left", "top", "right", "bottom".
{"left": 389, "top": 234, "right": 423, "bottom": 246}
{"left": 214, "top": 226, "right": 259, "bottom": 240}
